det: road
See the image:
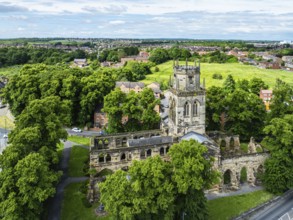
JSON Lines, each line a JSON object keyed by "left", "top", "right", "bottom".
{"left": 250, "top": 190, "right": 293, "bottom": 220}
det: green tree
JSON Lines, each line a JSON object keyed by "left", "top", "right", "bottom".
{"left": 123, "top": 91, "right": 142, "bottom": 132}
{"left": 262, "top": 115, "right": 293, "bottom": 193}
{"left": 103, "top": 88, "right": 126, "bottom": 133}
{"left": 169, "top": 140, "right": 219, "bottom": 220}
{"left": 206, "top": 86, "right": 226, "bottom": 131}
{"left": 223, "top": 74, "right": 236, "bottom": 93}
{"left": 149, "top": 48, "right": 170, "bottom": 64}
{"left": 225, "top": 89, "right": 266, "bottom": 140}
{"left": 140, "top": 88, "right": 160, "bottom": 130}
{"left": 99, "top": 140, "right": 219, "bottom": 220}
{"left": 269, "top": 79, "right": 293, "bottom": 120}
{"left": 248, "top": 77, "right": 268, "bottom": 95}
{"left": 0, "top": 153, "right": 60, "bottom": 220}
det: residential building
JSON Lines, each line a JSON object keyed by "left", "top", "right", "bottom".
{"left": 260, "top": 89, "right": 273, "bottom": 111}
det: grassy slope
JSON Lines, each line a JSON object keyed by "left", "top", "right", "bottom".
{"left": 207, "top": 190, "right": 273, "bottom": 220}
{"left": 68, "top": 146, "right": 89, "bottom": 177}
{"left": 142, "top": 61, "right": 293, "bottom": 89}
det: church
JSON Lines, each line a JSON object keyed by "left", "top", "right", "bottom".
{"left": 89, "top": 60, "right": 268, "bottom": 194}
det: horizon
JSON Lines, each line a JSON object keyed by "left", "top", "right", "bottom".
{"left": 0, "top": 0, "right": 292, "bottom": 40}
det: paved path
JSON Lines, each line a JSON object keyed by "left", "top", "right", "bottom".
{"left": 47, "top": 141, "right": 89, "bottom": 220}
{"left": 206, "top": 183, "right": 263, "bottom": 200}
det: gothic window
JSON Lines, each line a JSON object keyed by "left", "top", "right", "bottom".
{"left": 192, "top": 102, "right": 198, "bottom": 116}
{"left": 184, "top": 102, "right": 190, "bottom": 116}
{"left": 189, "top": 76, "right": 193, "bottom": 84}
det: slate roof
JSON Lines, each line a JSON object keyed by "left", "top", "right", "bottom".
{"left": 116, "top": 81, "right": 145, "bottom": 89}
{"left": 180, "top": 131, "right": 219, "bottom": 153}
{"left": 128, "top": 136, "right": 173, "bottom": 147}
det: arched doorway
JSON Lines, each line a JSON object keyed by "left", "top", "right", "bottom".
{"left": 160, "top": 147, "right": 165, "bottom": 156}
{"left": 106, "top": 154, "right": 111, "bottom": 162}
{"left": 223, "top": 169, "right": 232, "bottom": 185}
{"left": 121, "top": 153, "right": 126, "bottom": 161}
{"left": 166, "top": 146, "right": 170, "bottom": 153}
{"left": 98, "top": 153, "right": 104, "bottom": 163}
{"left": 240, "top": 167, "right": 247, "bottom": 184}
{"left": 146, "top": 149, "right": 152, "bottom": 157}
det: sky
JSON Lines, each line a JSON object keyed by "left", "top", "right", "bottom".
{"left": 0, "top": 0, "right": 293, "bottom": 40}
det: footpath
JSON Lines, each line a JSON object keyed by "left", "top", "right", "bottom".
{"left": 47, "top": 141, "right": 89, "bottom": 220}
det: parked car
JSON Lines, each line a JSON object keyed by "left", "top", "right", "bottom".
{"left": 72, "top": 127, "right": 82, "bottom": 133}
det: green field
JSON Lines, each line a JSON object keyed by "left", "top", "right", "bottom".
{"left": 142, "top": 61, "right": 293, "bottom": 89}
{"left": 207, "top": 190, "right": 273, "bottom": 220}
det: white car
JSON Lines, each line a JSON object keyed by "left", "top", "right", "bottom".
{"left": 3, "top": 134, "right": 8, "bottom": 139}
{"left": 72, "top": 127, "right": 82, "bottom": 133}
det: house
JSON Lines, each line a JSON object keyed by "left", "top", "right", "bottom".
{"left": 116, "top": 82, "right": 145, "bottom": 94}
{"left": 146, "top": 82, "right": 162, "bottom": 99}
{"left": 260, "top": 90, "right": 273, "bottom": 111}
{"left": 120, "top": 52, "right": 149, "bottom": 65}
{"left": 258, "top": 62, "right": 280, "bottom": 69}
{"left": 73, "top": 58, "right": 87, "bottom": 68}
{"left": 101, "top": 61, "right": 112, "bottom": 67}
{"left": 282, "top": 56, "right": 293, "bottom": 63}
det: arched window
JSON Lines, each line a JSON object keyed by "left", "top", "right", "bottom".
{"left": 192, "top": 102, "right": 198, "bottom": 116}
{"left": 184, "top": 102, "right": 190, "bottom": 116}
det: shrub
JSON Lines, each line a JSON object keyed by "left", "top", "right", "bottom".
{"left": 212, "top": 73, "right": 223, "bottom": 80}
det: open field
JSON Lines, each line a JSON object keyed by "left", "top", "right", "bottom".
{"left": 207, "top": 190, "right": 273, "bottom": 220}
{"left": 142, "top": 61, "right": 293, "bottom": 89}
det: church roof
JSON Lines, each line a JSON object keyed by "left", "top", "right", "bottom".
{"left": 128, "top": 136, "right": 173, "bottom": 147}
{"left": 180, "top": 131, "right": 219, "bottom": 153}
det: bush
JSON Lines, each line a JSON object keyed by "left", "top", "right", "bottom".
{"left": 212, "top": 73, "right": 223, "bottom": 80}
{"left": 154, "top": 66, "right": 160, "bottom": 72}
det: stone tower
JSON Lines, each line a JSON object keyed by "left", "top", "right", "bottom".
{"left": 168, "top": 60, "right": 206, "bottom": 136}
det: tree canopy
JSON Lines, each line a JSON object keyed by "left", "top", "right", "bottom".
{"left": 100, "top": 140, "right": 219, "bottom": 220}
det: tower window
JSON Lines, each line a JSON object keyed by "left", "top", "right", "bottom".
{"left": 184, "top": 102, "right": 190, "bottom": 116}
{"left": 192, "top": 102, "right": 198, "bottom": 116}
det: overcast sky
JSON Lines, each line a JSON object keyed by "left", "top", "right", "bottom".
{"left": 0, "top": 0, "right": 292, "bottom": 40}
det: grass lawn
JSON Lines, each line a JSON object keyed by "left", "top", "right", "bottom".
{"left": 61, "top": 182, "right": 100, "bottom": 220}
{"left": 67, "top": 136, "right": 91, "bottom": 146}
{"left": 0, "top": 65, "right": 22, "bottom": 77}
{"left": 68, "top": 146, "right": 89, "bottom": 177}
{"left": 142, "top": 61, "right": 293, "bottom": 89}
{"left": 207, "top": 190, "right": 274, "bottom": 220}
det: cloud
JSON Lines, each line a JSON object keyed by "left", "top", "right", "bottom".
{"left": 0, "top": 3, "right": 28, "bottom": 12}
{"left": 109, "top": 20, "right": 126, "bottom": 25}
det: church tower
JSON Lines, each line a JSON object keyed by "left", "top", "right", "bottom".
{"left": 168, "top": 60, "right": 206, "bottom": 136}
